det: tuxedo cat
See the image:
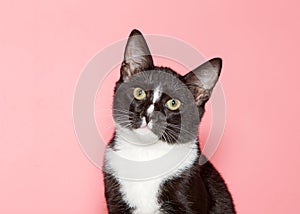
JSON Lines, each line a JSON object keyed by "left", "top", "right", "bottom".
{"left": 103, "top": 29, "right": 235, "bottom": 214}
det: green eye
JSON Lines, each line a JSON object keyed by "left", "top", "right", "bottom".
{"left": 133, "top": 87, "right": 146, "bottom": 100}
{"left": 166, "top": 99, "right": 181, "bottom": 110}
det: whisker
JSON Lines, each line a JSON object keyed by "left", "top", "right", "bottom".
{"left": 167, "top": 124, "right": 196, "bottom": 138}
{"left": 99, "top": 107, "right": 134, "bottom": 114}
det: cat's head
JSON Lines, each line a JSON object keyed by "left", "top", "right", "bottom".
{"left": 113, "top": 29, "right": 222, "bottom": 145}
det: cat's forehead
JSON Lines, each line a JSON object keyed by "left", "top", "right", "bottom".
{"left": 127, "top": 70, "right": 184, "bottom": 94}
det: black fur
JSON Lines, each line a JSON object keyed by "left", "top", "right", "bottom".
{"left": 103, "top": 29, "right": 235, "bottom": 213}
{"left": 105, "top": 139, "right": 235, "bottom": 213}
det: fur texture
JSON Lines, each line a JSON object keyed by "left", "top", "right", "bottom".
{"left": 103, "top": 29, "right": 235, "bottom": 214}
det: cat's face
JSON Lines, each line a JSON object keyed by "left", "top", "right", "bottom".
{"left": 113, "top": 68, "right": 201, "bottom": 144}
{"left": 113, "top": 30, "right": 222, "bottom": 145}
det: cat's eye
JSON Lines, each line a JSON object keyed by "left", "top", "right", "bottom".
{"left": 133, "top": 87, "right": 146, "bottom": 100}
{"left": 166, "top": 99, "right": 181, "bottom": 110}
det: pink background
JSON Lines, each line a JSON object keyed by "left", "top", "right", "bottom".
{"left": 1, "top": 0, "right": 300, "bottom": 213}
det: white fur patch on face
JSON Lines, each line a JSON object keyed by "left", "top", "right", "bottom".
{"left": 152, "top": 86, "right": 161, "bottom": 103}
{"left": 140, "top": 117, "right": 147, "bottom": 128}
{"left": 147, "top": 104, "right": 154, "bottom": 115}
{"left": 148, "top": 120, "right": 153, "bottom": 129}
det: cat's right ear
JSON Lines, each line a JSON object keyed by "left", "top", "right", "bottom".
{"left": 184, "top": 58, "right": 222, "bottom": 106}
{"left": 120, "top": 29, "right": 154, "bottom": 82}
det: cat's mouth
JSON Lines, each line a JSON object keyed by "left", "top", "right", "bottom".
{"left": 116, "top": 120, "right": 159, "bottom": 146}
{"left": 133, "top": 117, "right": 154, "bottom": 135}
{"left": 134, "top": 124, "right": 152, "bottom": 135}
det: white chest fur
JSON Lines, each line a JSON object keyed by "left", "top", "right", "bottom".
{"left": 119, "top": 178, "right": 162, "bottom": 214}
{"left": 105, "top": 134, "right": 198, "bottom": 214}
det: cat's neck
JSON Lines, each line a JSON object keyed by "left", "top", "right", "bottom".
{"left": 112, "top": 126, "right": 199, "bottom": 162}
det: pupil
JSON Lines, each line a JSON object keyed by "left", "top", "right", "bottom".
{"left": 172, "top": 100, "right": 176, "bottom": 106}
{"left": 138, "top": 90, "right": 142, "bottom": 95}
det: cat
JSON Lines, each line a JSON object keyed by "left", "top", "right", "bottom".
{"left": 103, "top": 29, "right": 235, "bottom": 214}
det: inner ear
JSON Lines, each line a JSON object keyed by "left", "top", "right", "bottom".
{"left": 184, "top": 58, "right": 222, "bottom": 105}
{"left": 121, "top": 29, "right": 154, "bottom": 82}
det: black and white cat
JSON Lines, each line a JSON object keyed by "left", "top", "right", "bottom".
{"left": 103, "top": 29, "right": 235, "bottom": 214}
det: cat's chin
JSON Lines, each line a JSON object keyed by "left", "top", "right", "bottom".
{"left": 134, "top": 126, "right": 152, "bottom": 135}
{"left": 116, "top": 125, "right": 159, "bottom": 146}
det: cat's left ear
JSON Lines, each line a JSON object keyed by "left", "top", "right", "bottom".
{"left": 184, "top": 58, "right": 222, "bottom": 105}
{"left": 120, "top": 29, "right": 154, "bottom": 82}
